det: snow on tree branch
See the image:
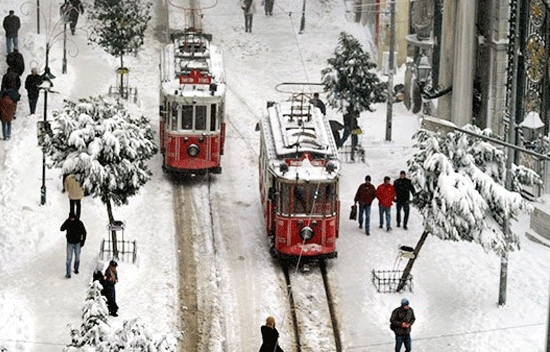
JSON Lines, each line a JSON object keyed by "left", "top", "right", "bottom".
{"left": 408, "top": 125, "right": 540, "bottom": 254}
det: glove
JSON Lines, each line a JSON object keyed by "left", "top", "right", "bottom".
{"left": 80, "top": 241, "right": 85, "bottom": 248}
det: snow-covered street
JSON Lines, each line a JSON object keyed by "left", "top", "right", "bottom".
{"left": 0, "top": 0, "right": 549, "bottom": 351}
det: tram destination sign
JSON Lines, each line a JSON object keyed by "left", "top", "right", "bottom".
{"left": 179, "top": 69, "right": 212, "bottom": 85}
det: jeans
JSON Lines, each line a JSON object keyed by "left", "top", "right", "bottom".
{"left": 379, "top": 205, "right": 391, "bottom": 229}
{"left": 28, "top": 94, "right": 39, "bottom": 114}
{"left": 358, "top": 203, "right": 371, "bottom": 232}
{"left": 395, "top": 334, "right": 412, "bottom": 352}
{"left": 66, "top": 242, "right": 81, "bottom": 276}
{"left": 244, "top": 14, "right": 253, "bottom": 32}
{"left": 339, "top": 127, "right": 358, "bottom": 148}
{"left": 6, "top": 36, "right": 17, "bottom": 54}
{"left": 396, "top": 202, "right": 410, "bottom": 227}
{"left": 70, "top": 199, "right": 81, "bottom": 219}
{"left": 2, "top": 121, "right": 11, "bottom": 139}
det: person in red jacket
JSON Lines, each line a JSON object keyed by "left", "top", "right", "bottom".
{"left": 354, "top": 175, "right": 377, "bottom": 235}
{"left": 376, "top": 176, "right": 395, "bottom": 231}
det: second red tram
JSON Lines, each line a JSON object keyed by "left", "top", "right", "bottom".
{"left": 160, "top": 29, "right": 226, "bottom": 174}
{"left": 258, "top": 87, "right": 341, "bottom": 261}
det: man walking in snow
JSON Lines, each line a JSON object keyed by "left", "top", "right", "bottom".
{"left": 241, "top": 0, "right": 256, "bottom": 33}
{"left": 24, "top": 67, "right": 43, "bottom": 115}
{"left": 64, "top": 174, "right": 84, "bottom": 219}
{"left": 354, "top": 175, "right": 376, "bottom": 235}
{"left": 60, "top": 212, "right": 87, "bottom": 278}
{"left": 376, "top": 176, "right": 395, "bottom": 231}
{"left": 394, "top": 170, "right": 415, "bottom": 230}
{"left": 390, "top": 298, "right": 415, "bottom": 352}
{"left": 3, "top": 10, "right": 20, "bottom": 54}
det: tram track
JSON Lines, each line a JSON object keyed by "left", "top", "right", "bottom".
{"left": 283, "top": 260, "right": 342, "bottom": 352}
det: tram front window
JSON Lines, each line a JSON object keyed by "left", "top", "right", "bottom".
{"left": 181, "top": 105, "right": 193, "bottom": 130}
{"left": 196, "top": 105, "right": 207, "bottom": 130}
{"left": 278, "top": 183, "right": 336, "bottom": 215}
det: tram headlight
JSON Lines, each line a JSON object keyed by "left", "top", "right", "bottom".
{"left": 300, "top": 226, "right": 314, "bottom": 241}
{"left": 187, "top": 144, "right": 200, "bottom": 157}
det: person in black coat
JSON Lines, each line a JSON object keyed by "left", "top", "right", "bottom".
{"left": 1, "top": 67, "right": 21, "bottom": 92}
{"left": 259, "top": 316, "right": 284, "bottom": 352}
{"left": 393, "top": 170, "right": 416, "bottom": 230}
{"left": 60, "top": 212, "right": 87, "bottom": 278}
{"left": 6, "top": 48, "right": 24, "bottom": 76}
{"left": 62, "top": 0, "right": 84, "bottom": 35}
{"left": 310, "top": 92, "right": 326, "bottom": 116}
{"left": 24, "top": 68, "right": 43, "bottom": 115}
{"left": 2, "top": 10, "right": 20, "bottom": 54}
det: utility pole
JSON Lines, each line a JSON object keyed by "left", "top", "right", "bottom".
{"left": 385, "top": 0, "right": 396, "bottom": 141}
{"left": 299, "top": 0, "right": 306, "bottom": 34}
{"left": 62, "top": 0, "right": 68, "bottom": 74}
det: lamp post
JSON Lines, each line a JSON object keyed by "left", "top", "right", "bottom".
{"left": 384, "top": 0, "right": 396, "bottom": 141}
{"left": 299, "top": 0, "right": 306, "bottom": 33}
{"left": 415, "top": 53, "right": 432, "bottom": 114}
{"left": 39, "top": 79, "right": 53, "bottom": 205}
{"left": 62, "top": 1, "right": 68, "bottom": 74}
{"left": 36, "top": 0, "right": 40, "bottom": 34}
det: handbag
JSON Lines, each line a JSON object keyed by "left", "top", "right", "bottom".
{"left": 349, "top": 204, "right": 357, "bottom": 220}
{"left": 351, "top": 127, "right": 363, "bottom": 135}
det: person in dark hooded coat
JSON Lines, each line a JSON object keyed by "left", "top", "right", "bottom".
{"left": 1, "top": 67, "right": 21, "bottom": 92}
{"left": 259, "top": 316, "right": 284, "bottom": 352}
{"left": 6, "top": 48, "right": 24, "bottom": 76}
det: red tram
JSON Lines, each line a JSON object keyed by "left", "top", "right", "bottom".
{"left": 160, "top": 29, "right": 226, "bottom": 174}
{"left": 258, "top": 85, "right": 341, "bottom": 261}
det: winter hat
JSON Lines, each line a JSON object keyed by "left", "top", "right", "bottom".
{"left": 401, "top": 298, "right": 410, "bottom": 307}
{"left": 95, "top": 262, "right": 104, "bottom": 272}
{"left": 109, "top": 260, "right": 118, "bottom": 267}
{"left": 69, "top": 212, "right": 76, "bottom": 219}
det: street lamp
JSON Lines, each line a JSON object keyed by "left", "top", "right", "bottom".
{"left": 38, "top": 76, "right": 54, "bottom": 205}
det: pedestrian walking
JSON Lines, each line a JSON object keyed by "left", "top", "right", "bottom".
{"left": 241, "top": 0, "right": 256, "bottom": 33}
{"left": 3, "top": 10, "right": 20, "bottom": 54}
{"left": 394, "top": 170, "right": 416, "bottom": 230}
{"left": 0, "top": 88, "right": 19, "bottom": 140}
{"left": 354, "top": 175, "right": 377, "bottom": 235}
{"left": 390, "top": 298, "right": 415, "bottom": 352}
{"left": 310, "top": 92, "right": 326, "bottom": 115}
{"left": 262, "top": 0, "right": 274, "bottom": 15}
{"left": 259, "top": 316, "right": 284, "bottom": 352}
{"left": 1, "top": 67, "right": 21, "bottom": 92}
{"left": 64, "top": 174, "right": 84, "bottom": 219}
{"left": 60, "top": 212, "right": 87, "bottom": 278}
{"left": 339, "top": 107, "right": 360, "bottom": 160}
{"left": 376, "top": 176, "right": 395, "bottom": 231}
{"left": 103, "top": 260, "right": 119, "bottom": 316}
{"left": 24, "top": 68, "right": 43, "bottom": 115}
{"left": 63, "top": 0, "right": 85, "bottom": 36}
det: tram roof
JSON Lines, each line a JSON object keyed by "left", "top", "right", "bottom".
{"left": 260, "top": 99, "right": 340, "bottom": 181}
{"left": 161, "top": 32, "right": 226, "bottom": 97}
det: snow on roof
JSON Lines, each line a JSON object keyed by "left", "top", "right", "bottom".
{"left": 161, "top": 31, "right": 226, "bottom": 98}
{"left": 260, "top": 98, "right": 340, "bottom": 181}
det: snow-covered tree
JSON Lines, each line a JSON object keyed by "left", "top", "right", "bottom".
{"left": 397, "top": 125, "right": 541, "bottom": 291}
{"left": 87, "top": 0, "right": 152, "bottom": 69}
{"left": 65, "top": 289, "right": 178, "bottom": 352}
{"left": 65, "top": 281, "right": 110, "bottom": 350}
{"left": 321, "top": 32, "right": 386, "bottom": 113}
{"left": 44, "top": 96, "right": 158, "bottom": 253}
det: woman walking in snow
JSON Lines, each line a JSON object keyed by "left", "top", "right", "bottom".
{"left": 104, "top": 260, "right": 119, "bottom": 316}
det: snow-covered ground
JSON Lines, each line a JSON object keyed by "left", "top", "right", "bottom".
{"left": 0, "top": 0, "right": 549, "bottom": 351}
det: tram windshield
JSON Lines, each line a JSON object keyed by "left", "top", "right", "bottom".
{"left": 278, "top": 182, "right": 337, "bottom": 216}
{"left": 167, "top": 102, "right": 219, "bottom": 132}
